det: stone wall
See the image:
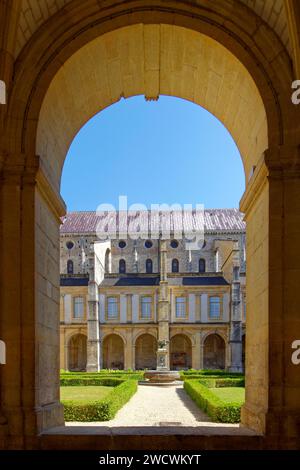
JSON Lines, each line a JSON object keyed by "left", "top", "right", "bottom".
{"left": 60, "top": 232, "right": 245, "bottom": 275}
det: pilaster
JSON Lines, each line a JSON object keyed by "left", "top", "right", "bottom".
{"left": 157, "top": 239, "right": 170, "bottom": 369}
{"left": 240, "top": 145, "right": 300, "bottom": 436}
{"left": 0, "top": 155, "right": 65, "bottom": 441}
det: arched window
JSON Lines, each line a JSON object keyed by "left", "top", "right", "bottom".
{"left": 172, "top": 259, "right": 179, "bottom": 273}
{"left": 119, "top": 259, "right": 126, "bottom": 274}
{"left": 146, "top": 258, "right": 153, "bottom": 273}
{"left": 199, "top": 258, "right": 206, "bottom": 273}
{"left": 105, "top": 249, "right": 111, "bottom": 273}
{"left": 67, "top": 260, "right": 74, "bottom": 274}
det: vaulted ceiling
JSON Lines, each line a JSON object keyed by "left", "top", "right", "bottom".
{"left": 240, "top": 0, "right": 290, "bottom": 54}
{"left": 15, "top": 0, "right": 291, "bottom": 58}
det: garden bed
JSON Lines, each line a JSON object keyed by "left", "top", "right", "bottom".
{"left": 61, "top": 378, "right": 138, "bottom": 421}
{"left": 184, "top": 379, "right": 245, "bottom": 423}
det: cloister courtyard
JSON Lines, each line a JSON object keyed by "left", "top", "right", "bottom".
{"left": 0, "top": 0, "right": 300, "bottom": 452}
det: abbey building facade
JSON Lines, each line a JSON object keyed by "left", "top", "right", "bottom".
{"left": 59, "top": 209, "right": 246, "bottom": 372}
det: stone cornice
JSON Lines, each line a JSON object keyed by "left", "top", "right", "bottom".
{"left": 264, "top": 144, "right": 300, "bottom": 178}
{"left": 239, "top": 155, "right": 268, "bottom": 218}
{"left": 0, "top": 154, "right": 66, "bottom": 221}
{"left": 240, "top": 145, "right": 300, "bottom": 217}
{"left": 36, "top": 167, "right": 66, "bottom": 222}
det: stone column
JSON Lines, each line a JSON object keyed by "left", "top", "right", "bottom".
{"left": 86, "top": 241, "right": 109, "bottom": 372}
{"left": 229, "top": 277, "right": 243, "bottom": 372}
{"left": 199, "top": 332, "right": 204, "bottom": 370}
{"left": 157, "top": 239, "right": 170, "bottom": 369}
{"left": 240, "top": 149, "right": 300, "bottom": 437}
{"left": 192, "top": 332, "right": 201, "bottom": 369}
{"left": 0, "top": 157, "right": 65, "bottom": 441}
{"left": 124, "top": 330, "right": 133, "bottom": 370}
{"left": 87, "top": 281, "right": 100, "bottom": 372}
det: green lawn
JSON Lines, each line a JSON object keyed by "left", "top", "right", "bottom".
{"left": 60, "top": 386, "right": 112, "bottom": 402}
{"left": 210, "top": 387, "right": 245, "bottom": 404}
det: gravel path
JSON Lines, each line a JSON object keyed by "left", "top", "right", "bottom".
{"left": 66, "top": 384, "right": 219, "bottom": 427}
{"left": 50, "top": 383, "right": 254, "bottom": 434}
{"left": 104, "top": 384, "right": 211, "bottom": 426}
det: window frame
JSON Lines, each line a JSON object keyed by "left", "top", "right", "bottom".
{"left": 170, "top": 239, "right": 179, "bottom": 249}
{"left": 67, "top": 259, "right": 74, "bottom": 274}
{"left": 72, "top": 296, "right": 85, "bottom": 320}
{"left": 208, "top": 294, "right": 223, "bottom": 320}
{"left": 106, "top": 295, "right": 120, "bottom": 321}
{"left": 119, "top": 259, "right": 126, "bottom": 274}
{"left": 171, "top": 258, "right": 179, "bottom": 273}
{"left": 175, "top": 294, "right": 188, "bottom": 320}
{"left": 199, "top": 258, "right": 206, "bottom": 273}
{"left": 145, "top": 258, "right": 153, "bottom": 273}
{"left": 139, "top": 295, "right": 154, "bottom": 321}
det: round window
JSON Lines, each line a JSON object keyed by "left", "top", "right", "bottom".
{"left": 118, "top": 240, "right": 126, "bottom": 249}
{"left": 66, "top": 241, "right": 74, "bottom": 250}
{"left": 145, "top": 240, "right": 153, "bottom": 248}
{"left": 170, "top": 240, "right": 178, "bottom": 249}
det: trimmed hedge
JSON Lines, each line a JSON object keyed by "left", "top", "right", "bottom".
{"left": 180, "top": 374, "right": 244, "bottom": 383}
{"left": 180, "top": 369, "right": 243, "bottom": 377}
{"left": 60, "top": 372, "right": 144, "bottom": 381}
{"left": 61, "top": 369, "right": 143, "bottom": 375}
{"left": 62, "top": 379, "right": 138, "bottom": 421}
{"left": 60, "top": 377, "right": 125, "bottom": 387}
{"left": 184, "top": 380, "right": 242, "bottom": 423}
{"left": 214, "top": 378, "right": 244, "bottom": 388}
{"left": 195, "top": 377, "right": 244, "bottom": 388}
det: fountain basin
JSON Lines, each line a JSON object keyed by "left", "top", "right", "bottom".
{"left": 144, "top": 370, "right": 180, "bottom": 383}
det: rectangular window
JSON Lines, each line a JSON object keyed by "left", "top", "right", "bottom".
{"left": 175, "top": 297, "right": 186, "bottom": 318}
{"left": 141, "top": 296, "right": 152, "bottom": 319}
{"left": 209, "top": 296, "right": 221, "bottom": 319}
{"left": 107, "top": 297, "right": 119, "bottom": 319}
{"left": 73, "top": 297, "right": 84, "bottom": 318}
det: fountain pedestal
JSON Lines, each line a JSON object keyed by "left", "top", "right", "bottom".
{"left": 143, "top": 344, "right": 180, "bottom": 384}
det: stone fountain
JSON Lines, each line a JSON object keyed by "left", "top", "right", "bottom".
{"left": 143, "top": 340, "right": 180, "bottom": 384}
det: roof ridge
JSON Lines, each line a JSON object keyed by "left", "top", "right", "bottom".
{"left": 64, "top": 208, "right": 242, "bottom": 214}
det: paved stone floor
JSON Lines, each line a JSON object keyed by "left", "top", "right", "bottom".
{"left": 51, "top": 385, "right": 253, "bottom": 435}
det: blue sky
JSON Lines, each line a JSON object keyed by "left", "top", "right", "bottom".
{"left": 61, "top": 95, "right": 244, "bottom": 211}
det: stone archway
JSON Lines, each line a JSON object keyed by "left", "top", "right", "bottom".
{"left": 102, "top": 334, "right": 124, "bottom": 370}
{"left": 0, "top": 0, "right": 299, "bottom": 445}
{"left": 67, "top": 334, "right": 87, "bottom": 372}
{"left": 170, "top": 334, "right": 192, "bottom": 370}
{"left": 135, "top": 334, "right": 157, "bottom": 370}
{"left": 203, "top": 334, "right": 226, "bottom": 370}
